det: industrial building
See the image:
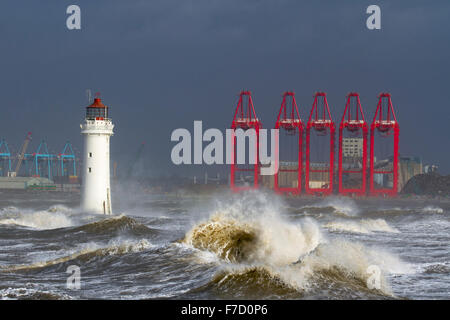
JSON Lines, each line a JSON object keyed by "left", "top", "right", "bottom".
{"left": 342, "top": 138, "right": 363, "bottom": 158}
{"left": 0, "top": 176, "right": 54, "bottom": 190}
{"left": 398, "top": 156, "right": 422, "bottom": 191}
{"left": 260, "top": 156, "right": 422, "bottom": 195}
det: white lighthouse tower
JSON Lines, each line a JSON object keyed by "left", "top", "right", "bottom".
{"left": 80, "top": 96, "right": 114, "bottom": 215}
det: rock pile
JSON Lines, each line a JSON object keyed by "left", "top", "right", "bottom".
{"left": 401, "top": 173, "right": 450, "bottom": 196}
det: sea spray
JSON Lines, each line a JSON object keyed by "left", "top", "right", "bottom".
{"left": 183, "top": 191, "right": 411, "bottom": 296}
{"left": 1, "top": 238, "right": 153, "bottom": 272}
{"left": 296, "top": 197, "right": 361, "bottom": 217}
{"left": 184, "top": 192, "right": 322, "bottom": 265}
{"left": 315, "top": 197, "right": 361, "bottom": 217}
{"left": 324, "top": 218, "right": 399, "bottom": 234}
{"left": 0, "top": 206, "right": 74, "bottom": 230}
{"left": 422, "top": 206, "right": 444, "bottom": 214}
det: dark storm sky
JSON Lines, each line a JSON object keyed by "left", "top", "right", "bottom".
{"left": 0, "top": 0, "right": 449, "bottom": 176}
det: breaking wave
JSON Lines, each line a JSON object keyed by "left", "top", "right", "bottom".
{"left": 370, "top": 205, "right": 445, "bottom": 216}
{"left": 0, "top": 287, "right": 73, "bottom": 300}
{"left": 299, "top": 197, "right": 361, "bottom": 217}
{"left": 324, "top": 219, "right": 399, "bottom": 234}
{"left": 0, "top": 207, "right": 153, "bottom": 234}
{"left": 422, "top": 206, "right": 444, "bottom": 214}
{"left": 72, "top": 214, "right": 152, "bottom": 234}
{"left": 0, "top": 206, "right": 74, "bottom": 230}
{"left": 421, "top": 263, "right": 449, "bottom": 274}
{"left": 183, "top": 192, "right": 411, "bottom": 297}
{"left": 1, "top": 238, "right": 153, "bottom": 272}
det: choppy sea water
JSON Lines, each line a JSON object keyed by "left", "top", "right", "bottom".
{"left": 0, "top": 188, "right": 448, "bottom": 300}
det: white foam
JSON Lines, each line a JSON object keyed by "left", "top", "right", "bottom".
{"left": 217, "top": 238, "right": 413, "bottom": 296}
{"left": 324, "top": 219, "right": 399, "bottom": 234}
{"left": 2, "top": 238, "right": 154, "bottom": 272}
{"left": 422, "top": 206, "right": 444, "bottom": 214}
{"left": 185, "top": 191, "right": 324, "bottom": 266}
{"left": 312, "top": 197, "right": 360, "bottom": 217}
{"left": 58, "top": 238, "right": 154, "bottom": 260}
{"left": 0, "top": 287, "right": 73, "bottom": 300}
{"left": 185, "top": 191, "right": 410, "bottom": 296}
{"left": 0, "top": 208, "right": 74, "bottom": 230}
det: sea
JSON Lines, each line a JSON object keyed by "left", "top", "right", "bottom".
{"left": 0, "top": 187, "right": 448, "bottom": 300}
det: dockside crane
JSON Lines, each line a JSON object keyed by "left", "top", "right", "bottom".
{"left": 369, "top": 93, "right": 399, "bottom": 197}
{"left": 338, "top": 93, "right": 368, "bottom": 196}
{"left": 8, "top": 132, "right": 32, "bottom": 177}
{"left": 274, "top": 91, "right": 303, "bottom": 195}
{"left": 305, "top": 92, "right": 335, "bottom": 196}
{"left": 0, "top": 139, "right": 12, "bottom": 176}
{"left": 230, "top": 91, "right": 262, "bottom": 192}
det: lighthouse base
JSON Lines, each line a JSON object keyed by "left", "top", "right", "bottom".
{"left": 80, "top": 186, "right": 112, "bottom": 215}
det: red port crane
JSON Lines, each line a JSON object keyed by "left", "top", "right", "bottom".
{"left": 305, "top": 92, "right": 335, "bottom": 196}
{"left": 369, "top": 93, "right": 399, "bottom": 197}
{"left": 230, "top": 91, "right": 262, "bottom": 192}
{"left": 338, "top": 93, "right": 368, "bottom": 196}
{"left": 274, "top": 92, "right": 303, "bottom": 195}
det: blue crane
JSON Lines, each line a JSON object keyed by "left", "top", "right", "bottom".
{"left": 0, "top": 139, "right": 12, "bottom": 176}
{"left": 24, "top": 140, "right": 56, "bottom": 179}
{"left": 59, "top": 142, "right": 76, "bottom": 177}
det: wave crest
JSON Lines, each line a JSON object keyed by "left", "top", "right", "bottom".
{"left": 0, "top": 206, "right": 74, "bottom": 230}
{"left": 324, "top": 219, "right": 399, "bottom": 234}
{"left": 183, "top": 192, "right": 411, "bottom": 297}
{"left": 1, "top": 239, "right": 153, "bottom": 272}
{"left": 0, "top": 287, "right": 72, "bottom": 300}
{"left": 184, "top": 212, "right": 321, "bottom": 265}
{"left": 73, "top": 214, "right": 151, "bottom": 234}
{"left": 422, "top": 206, "right": 444, "bottom": 214}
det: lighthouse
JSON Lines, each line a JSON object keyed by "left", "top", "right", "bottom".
{"left": 80, "top": 96, "right": 114, "bottom": 214}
